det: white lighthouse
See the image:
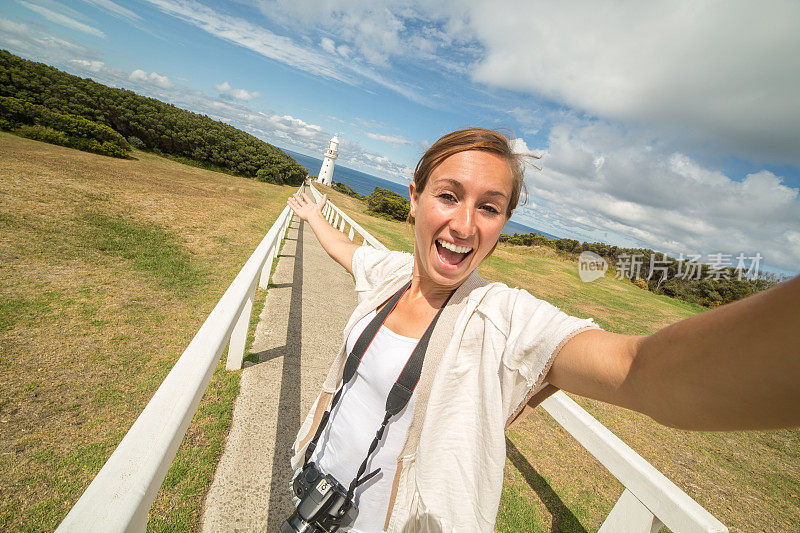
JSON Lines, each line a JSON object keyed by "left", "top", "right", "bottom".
{"left": 316, "top": 135, "right": 339, "bottom": 186}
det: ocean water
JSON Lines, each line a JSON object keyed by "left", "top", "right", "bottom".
{"left": 281, "top": 148, "right": 559, "bottom": 239}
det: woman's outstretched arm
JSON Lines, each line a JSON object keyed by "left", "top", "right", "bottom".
{"left": 547, "top": 274, "right": 800, "bottom": 431}
{"left": 287, "top": 190, "right": 360, "bottom": 274}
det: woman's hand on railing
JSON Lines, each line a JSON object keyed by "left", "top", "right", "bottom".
{"left": 287, "top": 192, "right": 326, "bottom": 223}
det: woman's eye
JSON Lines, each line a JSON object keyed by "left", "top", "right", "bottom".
{"left": 481, "top": 205, "right": 500, "bottom": 215}
{"left": 438, "top": 193, "right": 456, "bottom": 202}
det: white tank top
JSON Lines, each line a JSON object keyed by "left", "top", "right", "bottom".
{"left": 309, "top": 310, "right": 418, "bottom": 532}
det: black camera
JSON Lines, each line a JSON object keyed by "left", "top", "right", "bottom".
{"left": 280, "top": 462, "right": 358, "bottom": 533}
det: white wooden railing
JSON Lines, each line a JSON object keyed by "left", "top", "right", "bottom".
{"left": 541, "top": 394, "right": 727, "bottom": 532}
{"left": 308, "top": 182, "right": 386, "bottom": 250}
{"left": 312, "top": 182, "right": 727, "bottom": 533}
{"left": 56, "top": 184, "right": 303, "bottom": 532}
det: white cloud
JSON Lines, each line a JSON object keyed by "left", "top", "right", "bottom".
{"left": 144, "top": 0, "right": 355, "bottom": 85}
{"left": 258, "top": 0, "right": 470, "bottom": 68}
{"left": 0, "top": 18, "right": 28, "bottom": 34}
{"left": 129, "top": 69, "right": 174, "bottom": 88}
{"left": 364, "top": 132, "right": 413, "bottom": 146}
{"left": 1, "top": 17, "right": 88, "bottom": 65}
{"left": 70, "top": 59, "right": 105, "bottom": 73}
{"left": 145, "top": 0, "right": 432, "bottom": 105}
{"left": 320, "top": 37, "right": 336, "bottom": 54}
{"left": 467, "top": 0, "right": 800, "bottom": 166}
{"left": 254, "top": 1, "right": 799, "bottom": 164}
{"left": 79, "top": 0, "right": 141, "bottom": 21}
{"left": 319, "top": 37, "right": 351, "bottom": 58}
{"left": 517, "top": 121, "right": 800, "bottom": 271}
{"left": 214, "top": 81, "right": 261, "bottom": 101}
{"left": 18, "top": 0, "right": 105, "bottom": 38}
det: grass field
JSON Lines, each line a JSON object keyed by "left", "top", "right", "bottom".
{"left": 314, "top": 183, "right": 800, "bottom": 532}
{"left": 2, "top": 134, "right": 797, "bottom": 532}
{"left": 0, "top": 133, "right": 297, "bottom": 531}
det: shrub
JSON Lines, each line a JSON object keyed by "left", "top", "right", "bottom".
{"left": 367, "top": 187, "right": 410, "bottom": 221}
{"left": 16, "top": 124, "right": 69, "bottom": 145}
{"left": 127, "top": 135, "right": 146, "bottom": 149}
{"left": 333, "top": 181, "right": 367, "bottom": 201}
{"left": 256, "top": 161, "right": 306, "bottom": 186}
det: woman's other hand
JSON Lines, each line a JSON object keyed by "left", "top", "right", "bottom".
{"left": 287, "top": 191, "right": 326, "bottom": 222}
{"left": 287, "top": 189, "right": 359, "bottom": 275}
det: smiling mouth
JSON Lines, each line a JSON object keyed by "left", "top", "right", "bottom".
{"left": 435, "top": 238, "right": 474, "bottom": 266}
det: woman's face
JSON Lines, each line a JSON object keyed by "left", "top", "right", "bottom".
{"left": 410, "top": 150, "right": 513, "bottom": 289}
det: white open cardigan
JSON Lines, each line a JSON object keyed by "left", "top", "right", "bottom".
{"left": 291, "top": 246, "right": 599, "bottom": 531}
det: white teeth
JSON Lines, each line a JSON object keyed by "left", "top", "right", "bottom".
{"left": 437, "top": 239, "right": 473, "bottom": 254}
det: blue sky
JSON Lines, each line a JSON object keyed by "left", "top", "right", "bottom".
{"left": 1, "top": 0, "right": 799, "bottom": 274}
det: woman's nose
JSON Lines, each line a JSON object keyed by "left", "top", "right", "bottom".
{"left": 450, "top": 204, "right": 476, "bottom": 237}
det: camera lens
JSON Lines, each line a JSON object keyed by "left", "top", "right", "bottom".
{"left": 280, "top": 512, "right": 317, "bottom": 533}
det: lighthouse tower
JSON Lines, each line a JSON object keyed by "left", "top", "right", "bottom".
{"left": 316, "top": 135, "right": 339, "bottom": 186}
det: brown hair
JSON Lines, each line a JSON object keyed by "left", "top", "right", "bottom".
{"left": 409, "top": 127, "right": 534, "bottom": 223}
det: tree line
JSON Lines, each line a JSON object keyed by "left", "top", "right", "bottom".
{"left": 0, "top": 50, "right": 306, "bottom": 183}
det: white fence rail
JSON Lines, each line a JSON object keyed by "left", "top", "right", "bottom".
{"left": 541, "top": 393, "right": 727, "bottom": 532}
{"left": 311, "top": 182, "right": 727, "bottom": 533}
{"left": 308, "top": 182, "right": 386, "bottom": 250}
{"left": 56, "top": 184, "right": 302, "bottom": 532}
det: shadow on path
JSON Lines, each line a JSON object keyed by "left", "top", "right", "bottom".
{"left": 265, "top": 220, "right": 304, "bottom": 529}
{"left": 505, "top": 437, "right": 589, "bottom": 533}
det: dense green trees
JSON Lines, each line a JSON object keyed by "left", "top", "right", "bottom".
{"left": 256, "top": 157, "right": 306, "bottom": 185}
{"left": 0, "top": 95, "right": 129, "bottom": 157}
{"left": 0, "top": 50, "right": 305, "bottom": 178}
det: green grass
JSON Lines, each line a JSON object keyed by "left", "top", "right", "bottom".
{"left": 80, "top": 210, "right": 207, "bottom": 294}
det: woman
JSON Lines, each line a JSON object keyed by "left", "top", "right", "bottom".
{"left": 286, "top": 128, "right": 800, "bottom": 532}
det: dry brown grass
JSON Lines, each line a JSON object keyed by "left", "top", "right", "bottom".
{"left": 316, "top": 183, "right": 800, "bottom": 532}
{"left": 0, "top": 133, "right": 298, "bottom": 531}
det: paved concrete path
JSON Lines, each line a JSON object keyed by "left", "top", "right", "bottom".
{"left": 201, "top": 216, "right": 357, "bottom": 531}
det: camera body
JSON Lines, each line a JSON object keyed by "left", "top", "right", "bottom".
{"left": 281, "top": 462, "right": 358, "bottom": 533}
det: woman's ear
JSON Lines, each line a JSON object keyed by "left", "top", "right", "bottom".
{"left": 409, "top": 181, "right": 418, "bottom": 217}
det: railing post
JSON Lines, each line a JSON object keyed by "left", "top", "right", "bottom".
{"left": 348, "top": 226, "right": 355, "bottom": 241}
{"left": 339, "top": 218, "right": 346, "bottom": 232}
{"left": 599, "top": 489, "right": 663, "bottom": 533}
{"left": 226, "top": 278, "right": 257, "bottom": 370}
{"left": 259, "top": 241, "right": 275, "bottom": 290}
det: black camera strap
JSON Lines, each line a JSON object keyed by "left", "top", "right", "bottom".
{"left": 302, "top": 279, "right": 454, "bottom": 505}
